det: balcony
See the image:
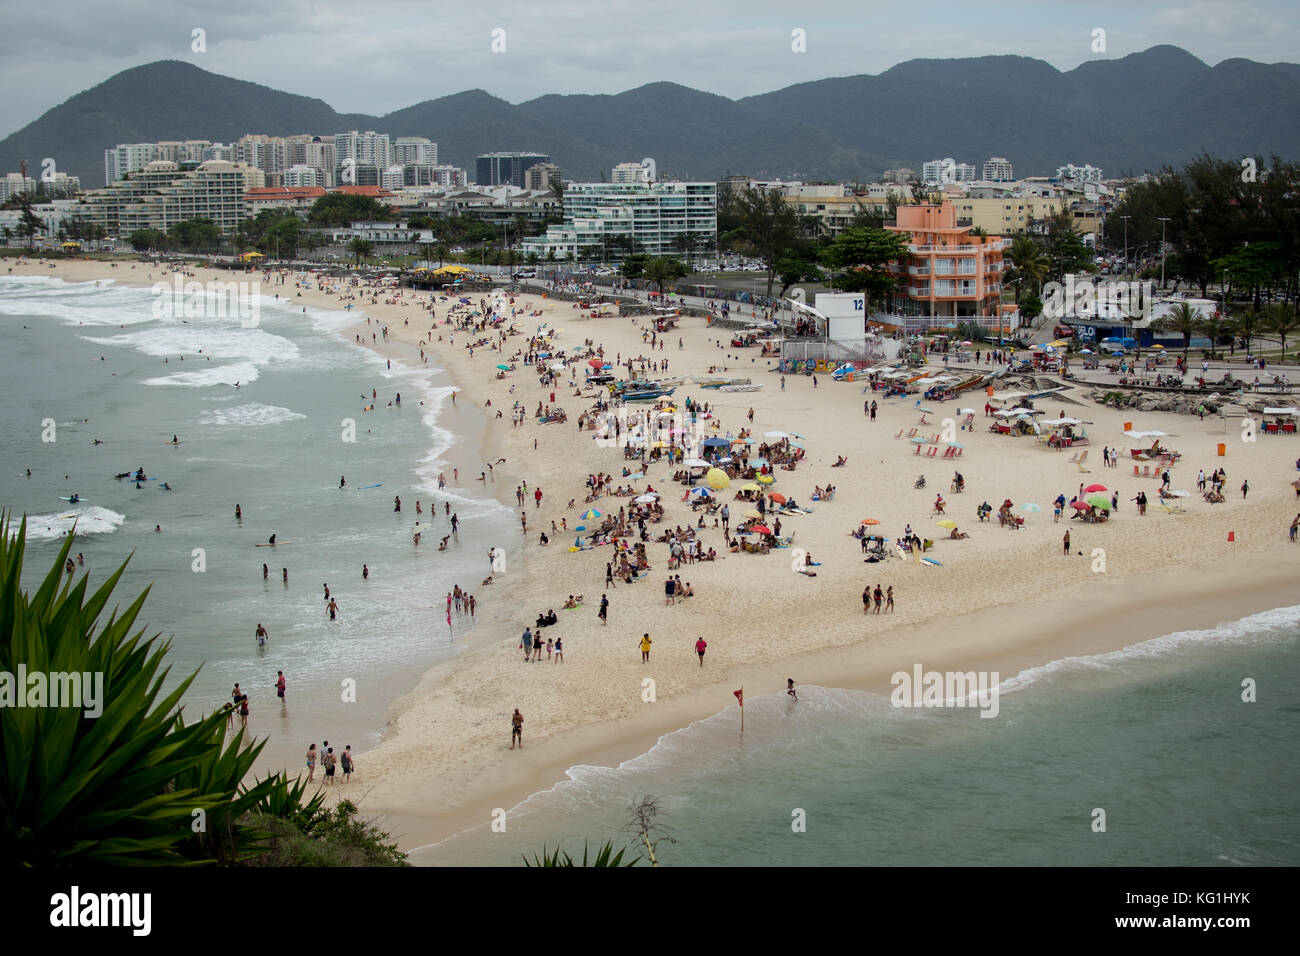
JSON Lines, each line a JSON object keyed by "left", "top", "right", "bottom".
{"left": 908, "top": 265, "right": 930, "bottom": 276}
{"left": 908, "top": 286, "right": 930, "bottom": 297}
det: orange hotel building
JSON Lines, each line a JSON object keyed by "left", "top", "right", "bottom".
{"left": 881, "top": 204, "right": 1018, "bottom": 334}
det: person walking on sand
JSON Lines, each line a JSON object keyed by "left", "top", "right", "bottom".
{"left": 510, "top": 708, "right": 523, "bottom": 749}
{"left": 599, "top": 592, "right": 608, "bottom": 625}
{"left": 1241, "top": 478, "right": 1249, "bottom": 499}
{"left": 863, "top": 585, "right": 871, "bottom": 615}
{"left": 1063, "top": 530, "right": 1071, "bottom": 554}
{"left": 695, "top": 636, "right": 707, "bottom": 667}
{"left": 886, "top": 586, "right": 894, "bottom": 612}
{"left": 341, "top": 745, "right": 354, "bottom": 783}
{"left": 323, "top": 747, "right": 336, "bottom": 785}
{"left": 521, "top": 626, "right": 533, "bottom": 661}
{"left": 276, "top": 670, "right": 286, "bottom": 700}
{"left": 534, "top": 487, "right": 543, "bottom": 508}
{"left": 640, "top": 632, "right": 652, "bottom": 662}
{"left": 873, "top": 584, "right": 883, "bottom": 614}
{"left": 306, "top": 743, "right": 317, "bottom": 782}
{"left": 554, "top": 636, "right": 563, "bottom": 663}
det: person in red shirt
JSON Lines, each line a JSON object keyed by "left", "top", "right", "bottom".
{"left": 695, "top": 636, "right": 707, "bottom": 667}
{"left": 534, "top": 488, "right": 543, "bottom": 508}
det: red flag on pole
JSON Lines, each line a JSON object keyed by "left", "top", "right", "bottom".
{"left": 1227, "top": 531, "right": 1235, "bottom": 542}
{"left": 733, "top": 688, "right": 743, "bottom": 706}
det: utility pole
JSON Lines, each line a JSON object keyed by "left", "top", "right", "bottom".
{"left": 1157, "top": 217, "right": 1171, "bottom": 290}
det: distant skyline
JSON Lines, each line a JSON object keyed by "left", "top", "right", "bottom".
{"left": 3, "top": 0, "right": 1297, "bottom": 139}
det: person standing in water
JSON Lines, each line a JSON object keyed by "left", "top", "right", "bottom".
{"left": 787, "top": 678, "right": 798, "bottom": 701}
{"left": 263, "top": 563, "right": 269, "bottom": 580}
{"left": 255, "top": 623, "right": 268, "bottom": 647}
{"left": 327, "top": 597, "right": 338, "bottom": 620}
{"left": 340, "top": 476, "right": 346, "bottom": 488}
{"left": 235, "top": 504, "right": 241, "bottom": 520}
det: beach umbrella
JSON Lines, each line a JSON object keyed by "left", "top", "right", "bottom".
{"left": 683, "top": 458, "right": 709, "bottom": 468}
{"left": 1071, "top": 501, "right": 1091, "bottom": 510}
{"left": 741, "top": 483, "right": 761, "bottom": 492}
{"left": 688, "top": 487, "right": 711, "bottom": 497}
{"left": 751, "top": 525, "right": 772, "bottom": 534}
{"left": 744, "top": 509, "right": 762, "bottom": 519}
{"left": 1083, "top": 484, "right": 1107, "bottom": 493}
{"left": 757, "top": 474, "right": 775, "bottom": 484}
{"left": 634, "top": 494, "right": 658, "bottom": 503}
{"left": 1150, "top": 344, "right": 1164, "bottom": 350}
{"left": 1020, "top": 503, "right": 1041, "bottom": 513}
{"left": 706, "top": 468, "right": 730, "bottom": 490}
{"left": 763, "top": 430, "right": 790, "bottom": 439}
{"left": 947, "top": 441, "right": 964, "bottom": 449}
{"left": 626, "top": 472, "right": 645, "bottom": 480}
{"left": 588, "top": 359, "right": 603, "bottom": 367}
{"left": 936, "top": 519, "right": 957, "bottom": 529}
{"left": 769, "top": 493, "right": 787, "bottom": 504}
{"left": 916, "top": 406, "right": 935, "bottom": 414}
{"left": 861, "top": 518, "right": 880, "bottom": 525}
{"left": 958, "top": 408, "right": 976, "bottom": 415}
{"left": 579, "top": 509, "right": 603, "bottom": 520}
{"left": 496, "top": 364, "right": 510, "bottom": 370}
{"left": 1086, "top": 495, "right": 1111, "bottom": 510}
{"left": 653, "top": 441, "right": 668, "bottom": 448}
{"left": 788, "top": 440, "right": 805, "bottom": 449}
{"left": 910, "top": 437, "right": 928, "bottom": 444}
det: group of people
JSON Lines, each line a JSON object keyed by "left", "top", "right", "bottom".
{"left": 305, "top": 740, "right": 355, "bottom": 784}
{"left": 862, "top": 584, "right": 896, "bottom": 614}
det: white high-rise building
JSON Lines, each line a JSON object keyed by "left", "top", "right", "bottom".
{"left": 104, "top": 144, "right": 159, "bottom": 184}
{"left": 381, "top": 165, "right": 407, "bottom": 190}
{"left": 392, "top": 137, "right": 438, "bottom": 166}
{"left": 334, "top": 131, "right": 392, "bottom": 172}
{"left": 283, "top": 165, "right": 322, "bottom": 187}
{"left": 521, "top": 180, "right": 716, "bottom": 261}
{"left": 922, "top": 158, "right": 977, "bottom": 184}
{"left": 1057, "top": 163, "right": 1103, "bottom": 184}
{"left": 983, "top": 157, "right": 1014, "bottom": 181}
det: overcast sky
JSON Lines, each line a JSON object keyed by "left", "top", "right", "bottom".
{"left": 2, "top": 0, "right": 1296, "bottom": 138}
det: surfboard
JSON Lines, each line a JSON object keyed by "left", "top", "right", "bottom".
{"left": 164, "top": 441, "right": 183, "bottom": 445}
{"left": 57, "top": 497, "right": 87, "bottom": 502}
{"left": 358, "top": 483, "right": 382, "bottom": 489}
{"left": 255, "top": 541, "right": 292, "bottom": 547}
{"left": 921, "top": 557, "right": 942, "bottom": 567}
{"left": 913, "top": 547, "right": 921, "bottom": 565}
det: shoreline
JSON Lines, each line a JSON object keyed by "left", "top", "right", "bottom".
{"left": 9, "top": 258, "right": 1300, "bottom": 859}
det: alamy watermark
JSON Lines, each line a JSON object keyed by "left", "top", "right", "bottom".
{"left": 151, "top": 275, "right": 261, "bottom": 327}
{"left": 1042, "top": 276, "right": 1153, "bottom": 321}
{"left": 890, "top": 664, "right": 1000, "bottom": 718}
{"left": 1, "top": 665, "right": 104, "bottom": 717}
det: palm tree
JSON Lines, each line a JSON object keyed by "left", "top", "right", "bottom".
{"left": 1260, "top": 304, "right": 1300, "bottom": 361}
{"left": 1155, "top": 302, "right": 1203, "bottom": 362}
{"left": 1007, "top": 236, "right": 1047, "bottom": 302}
{"left": 643, "top": 257, "right": 684, "bottom": 296}
{"left": 1196, "top": 313, "right": 1231, "bottom": 360}
{"left": 348, "top": 237, "right": 375, "bottom": 267}
{"left": 1232, "top": 310, "right": 1260, "bottom": 356}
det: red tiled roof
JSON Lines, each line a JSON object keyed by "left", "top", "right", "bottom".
{"left": 246, "top": 187, "right": 326, "bottom": 199}
{"left": 334, "top": 186, "right": 394, "bottom": 197}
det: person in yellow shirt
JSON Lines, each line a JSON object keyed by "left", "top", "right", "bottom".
{"left": 639, "top": 633, "right": 652, "bottom": 662}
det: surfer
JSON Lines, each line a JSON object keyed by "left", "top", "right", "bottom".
{"left": 172, "top": 435, "right": 178, "bottom": 444}
{"left": 160, "top": 482, "right": 172, "bottom": 491}
{"left": 235, "top": 504, "right": 242, "bottom": 520}
{"left": 268, "top": 533, "right": 277, "bottom": 546}
{"left": 394, "top": 496, "right": 401, "bottom": 512}
{"left": 25, "top": 469, "right": 31, "bottom": 477}
{"left": 154, "top": 524, "right": 161, "bottom": 533}
{"left": 362, "top": 564, "right": 369, "bottom": 580}
{"left": 340, "top": 476, "right": 346, "bottom": 488}
{"left": 93, "top": 439, "right": 103, "bottom": 445}
{"left": 263, "top": 563, "right": 269, "bottom": 580}
{"left": 282, "top": 568, "right": 288, "bottom": 584}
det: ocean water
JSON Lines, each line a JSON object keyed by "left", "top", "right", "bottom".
{"left": 414, "top": 605, "right": 1300, "bottom": 866}
{"left": 0, "top": 275, "right": 515, "bottom": 772}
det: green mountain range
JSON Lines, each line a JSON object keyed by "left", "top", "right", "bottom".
{"left": 2, "top": 45, "right": 1296, "bottom": 190}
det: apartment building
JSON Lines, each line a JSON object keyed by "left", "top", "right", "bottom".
{"left": 77, "top": 160, "right": 261, "bottom": 236}
{"left": 882, "top": 203, "right": 1011, "bottom": 330}
{"left": 921, "top": 158, "right": 977, "bottom": 184}
{"left": 524, "top": 163, "right": 563, "bottom": 191}
{"left": 982, "top": 157, "right": 1014, "bottom": 181}
{"left": 521, "top": 180, "right": 716, "bottom": 261}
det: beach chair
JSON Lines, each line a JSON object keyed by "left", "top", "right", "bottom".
{"left": 942, "top": 447, "right": 955, "bottom": 459}
{"left": 956, "top": 447, "right": 963, "bottom": 457}
{"left": 925, "top": 446, "right": 938, "bottom": 457}
{"left": 1133, "top": 465, "right": 1140, "bottom": 476}
{"left": 1142, "top": 465, "right": 1151, "bottom": 478}
{"left": 913, "top": 444, "right": 921, "bottom": 455}
{"left": 906, "top": 428, "right": 918, "bottom": 438}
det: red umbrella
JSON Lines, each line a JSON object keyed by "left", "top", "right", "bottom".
{"left": 751, "top": 524, "right": 772, "bottom": 534}
{"left": 769, "top": 493, "right": 787, "bottom": 504}
{"left": 587, "top": 358, "right": 603, "bottom": 368}
{"left": 1083, "top": 484, "right": 1108, "bottom": 493}
{"left": 1071, "top": 501, "right": 1091, "bottom": 510}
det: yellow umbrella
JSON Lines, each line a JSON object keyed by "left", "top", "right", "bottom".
{"left": 1150, "top": 344, "right": 1164, "bottom": 349}
{"left": 741, "top": 483, "right": 761, "bottom": 492}
{"left": 706, "top": 468, "right": 730, "bottom": 490}
{"left": 653, "top": 441, "right": 668, "bottom": 448}
{"left": 743, "top": 509, "right": 761, "bottom": 518}
{"left": 757, "top": 474, "right": 775, "bottom": 484}
{"left": 1048, "top": 339, "right": 1069, "bottom": 347}
{"left": 937, "top": 520, "right": 957, "bottom": 529}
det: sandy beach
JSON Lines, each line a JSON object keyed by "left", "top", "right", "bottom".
{"left": 10, "top": 255, "right": 1299, "bottom": 853}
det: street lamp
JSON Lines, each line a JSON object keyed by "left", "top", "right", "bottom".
{"left": 1157, "top": 217, "right": 1171, "bottom": 290}
{"left": 1119, "top": 215, "right": 1130, "bottom": 278}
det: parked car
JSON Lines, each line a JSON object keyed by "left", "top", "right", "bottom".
{"left": 513, "top": 270, "right": 537, "bottom": 280}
